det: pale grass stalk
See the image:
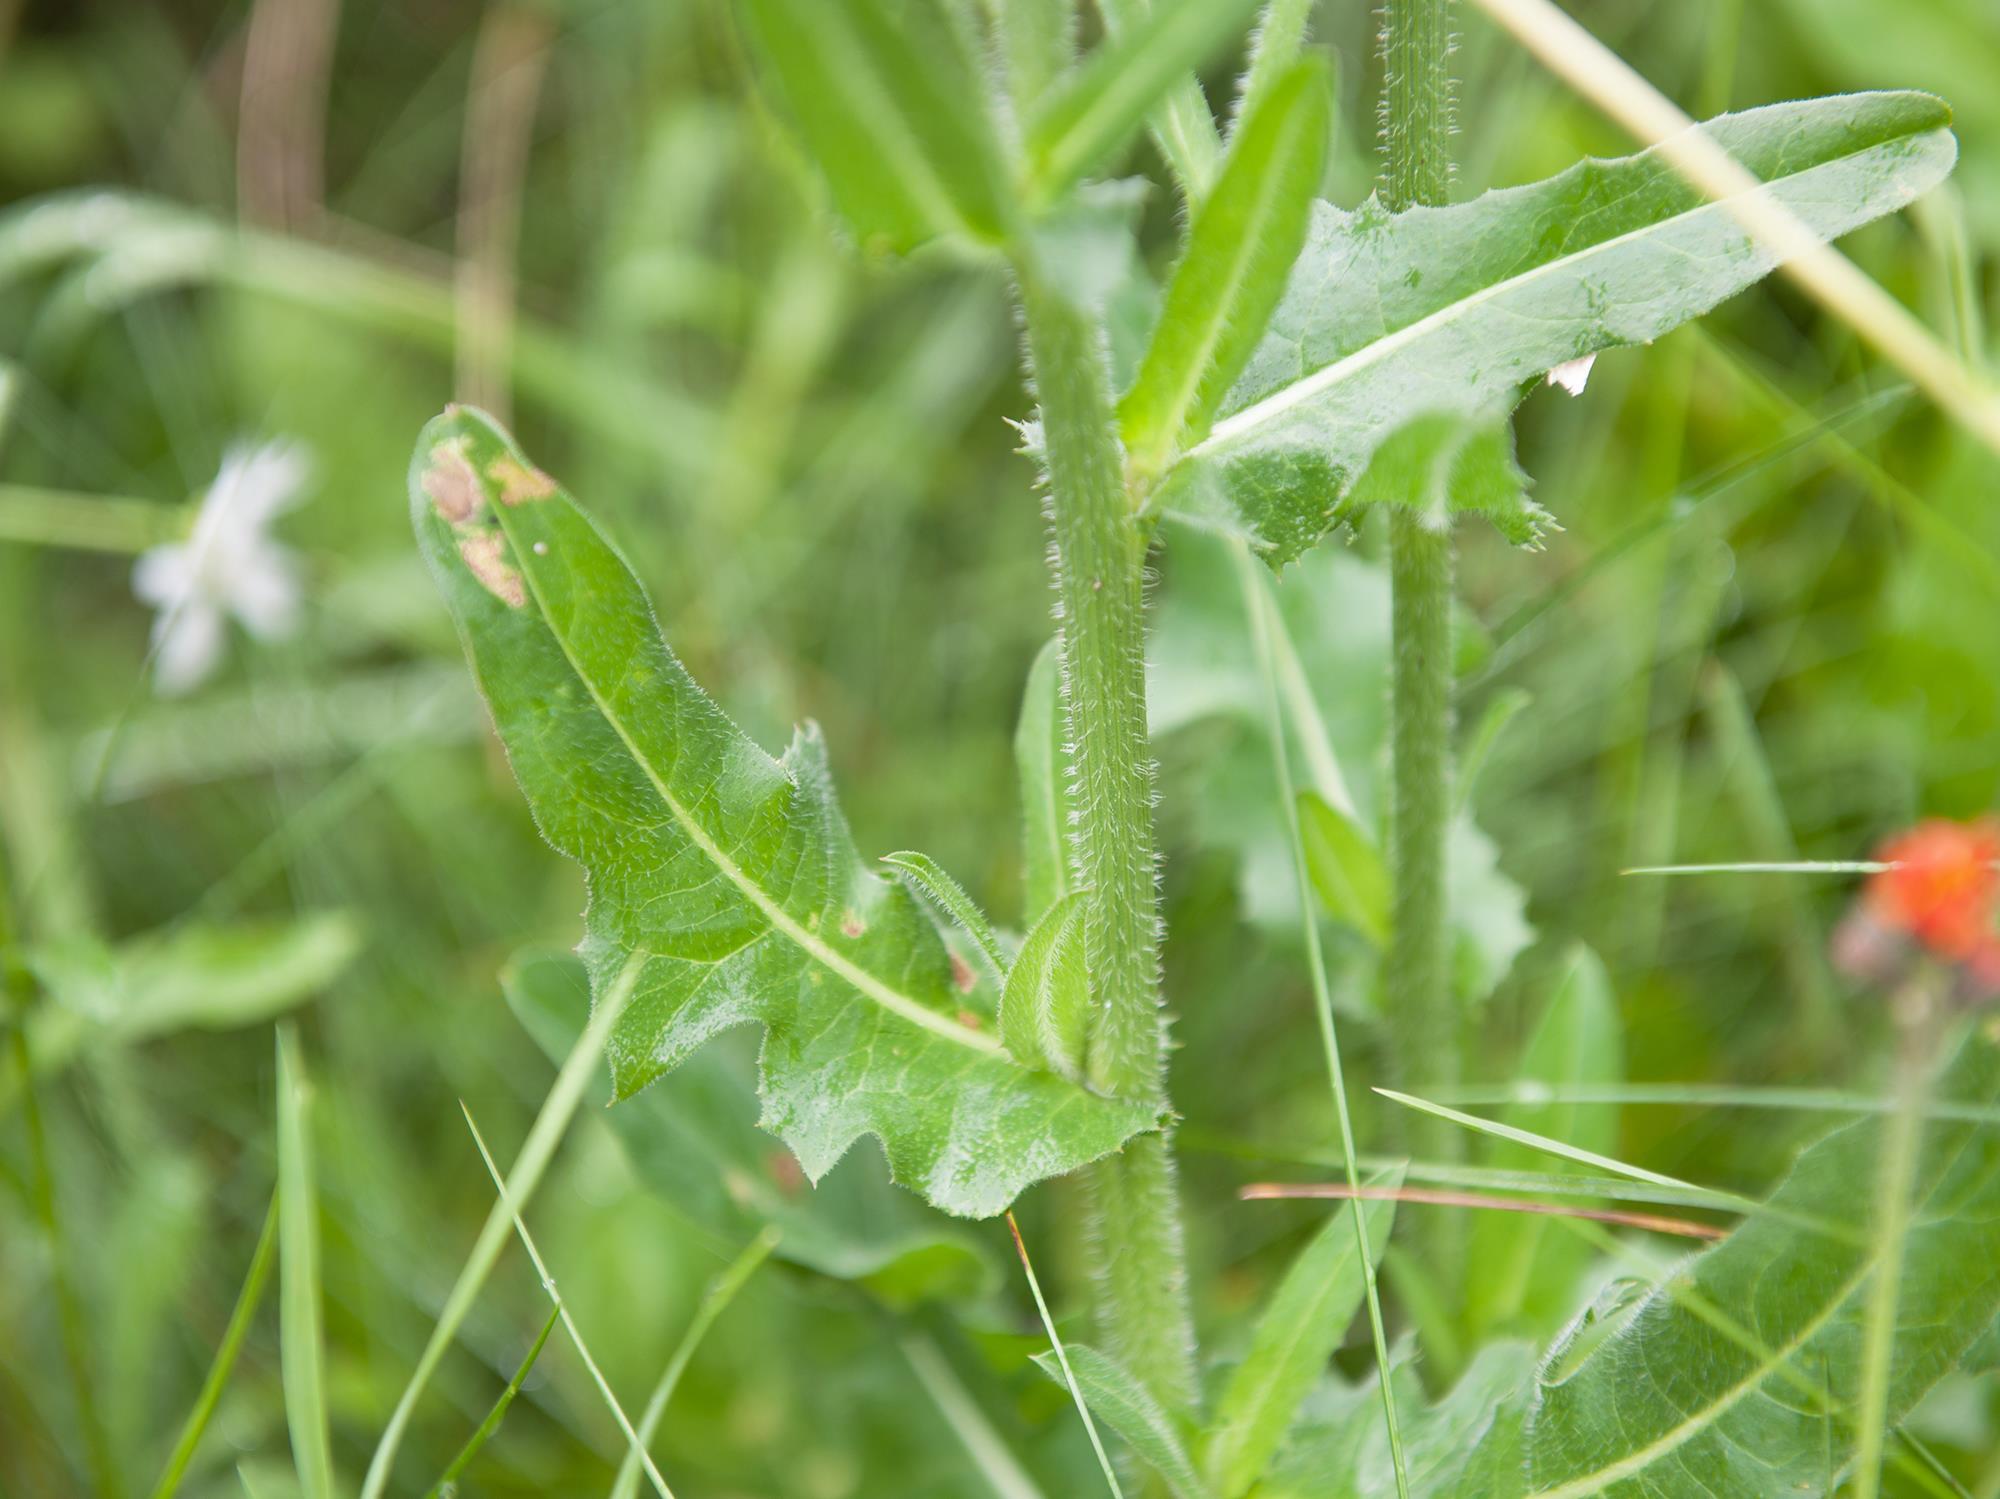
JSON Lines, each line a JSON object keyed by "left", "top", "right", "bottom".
{"left": 1006, "top": 1214, "right": 1123, "bottom": 1499}
{"left": 1236, "top": 543, "right": 1410, "bottom": 1498}
{"left": 1469, "top": 0, "right": 2000, "bottom": 457}
{"left": 359, "top": 948, "right": 646, "bottom": 1499}
{"left": 460, "top": 1105, "right": 675, "bottom": 1499}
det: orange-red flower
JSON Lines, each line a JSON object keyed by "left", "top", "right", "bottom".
{"left": 1864, "top": 817, "right": 2000, "bottom": 961}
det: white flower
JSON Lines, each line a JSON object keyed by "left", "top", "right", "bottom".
{"left": 1545, "top": 353, "right": 1597, "bottom": 397}
{"left": 132, "top": 440, "right": 310, "bottom": 695}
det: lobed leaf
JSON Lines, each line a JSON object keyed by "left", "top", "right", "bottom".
{"left": 411, "top": 406, "right": 1154, "bottom": 1219}
{"left": 1205, "top": 1174, "right": 1399, "bottom": 1497}
{"left": 1029, "top": 1342, "right": 1212, "bottom": 1499}
{"left": 1024, "top": 0, "right": 1262, "bottom": 206}
{"left": 739, "top": 0, "right": 1010, "bottom": 253}
{"left": 999, "top": 892, "right": 1090, "bottom": 1079}
{"left": 1524, "top": 1030, "right": 2000, "bottom": 1496}
{"left": 1120, "top": 58, "right": 1330, "bottom": 479}
{"left": 1156, "top": 92, "right": 1958, "bottom": 564}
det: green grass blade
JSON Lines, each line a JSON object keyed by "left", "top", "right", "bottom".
{"left": 880, "top": 850, "right": 1007, "bottom": 982}
{"left": 275, "top": 1026, "right": 336, "bottom": 1499}
{"left": 1376, "top": 1085, "right": 1700, "bottom": 1193}
{"left": 1235, "top": 543, "right": 1409, "bottom": 1497}
{"left": 1120, "top": 59, "right": 1329, "bottom": 480}
{"left": 1006, "top": 1214, "right": 1124, "bottom": 1498}
{"left": 899, "top": 1331, "right": 1048, "bottom": 1499}
{"left": 422, "top": 1305, "right": 559, "bottom": 1499}
{"left": 610, "top": 1228, "right": 780, "bottom": 1499}
{"left": 460, "top": 1104, "right": 675, "bottom": 1499}
{"left": 149, "top": 1193, "right": 280, "bottom": 1499}
{"left": 1025, "top": 0, "right": 1261, "bottom": 205}
{"left": 358, "top": 948, "right": 645, "bottom": 1499}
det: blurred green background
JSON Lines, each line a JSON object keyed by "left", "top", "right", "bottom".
{"left": 2, "top": 0, "right": 1997, "bottom": 1494}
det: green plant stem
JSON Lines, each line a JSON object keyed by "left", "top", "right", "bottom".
{"left": 1014, "top": 263, "right": 1196, "bottom": 1413}
{"left": 1852, "top": 979, "right": 1941, "bottom": 1499}
{"left": 1380, "top": 0, "right": 1462, "bottom": 1180}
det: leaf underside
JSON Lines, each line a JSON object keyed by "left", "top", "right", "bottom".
{"left": 411, "top": 406, "right": 1154, "bottom": 1219}
{"left": 1155, "top": 92, "right": 1957, "bottom": 564}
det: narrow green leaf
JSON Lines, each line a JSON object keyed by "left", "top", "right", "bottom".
{"left": 411, "top": 406, "right": 1153, "bottom": 1218}
{"left": 1029, "top": 1344, "right": 1212, "bottom": 1499}
{"left": 1024, "top": 0, "right": 1262, "bottom": 205}
{"left": 1524, "top": 1033, "right": 2000, "bottom": 1496}
{"left": 360, "top": 950, "right": 644, "bottom": 1499}
{"left": 1231, "top": 0, "right": 1316, "bottom": 136}
{"left": 1205, "top": 1175, "right": 1400, "bottom": 1497}
{"left": 1158, "top": 92, "right": 1958, "bottom": 565}
{"left": 1093, "top": 0, "right": 1224, "bottom": 202}
{"left": 1014, "top": 638, "right": 1073, "bottom": 922}
{"left": 999, "top": 892, "right": 1089, "bottom": 1078}
{"left": 1296, "top": 790, "right": 1389, "bottom": 946}
{"left": 149, "top": 1194, "right": 280, "bottom": 1499}
{"left": 881, "top": 850, "right": 1007, "bottom": 983}
{"left": 612, "top": 1229, "right": 780, "bottom": 1499}
{"left": 422, "top": 1305, "right": 560, "bottom": 1499}
{"left": 1463, "top": 944, "right": 1621, "bottom": 1341}
{"left": 740, "top": 0, "right": 1010, "bottom": 251}
{"left": 274, "top": 1026, "right": 335, "bottom": 1499}
{"left": 1120, "top": 59, "right": 1329, "bottom": 478}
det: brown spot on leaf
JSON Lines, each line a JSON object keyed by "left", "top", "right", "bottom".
{"left": 422, "top": 438, "right": 484, "bottom": 524}
{"left": 949, "top": 951, "right": 977, "bottom": 994}
{"left": 489, "top": 454, "right": 557, "bottom": 506}
{"left": 956, "top": 1008, "right": 982, "bottom": 1030}
{"left": 840, "top": 909, "right": 864, "bottom": 939}
{"left": 457, "top": 531, "right": 525, "bottom": 607}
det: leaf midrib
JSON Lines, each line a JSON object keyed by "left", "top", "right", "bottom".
{"left": 502, "top": 513, "right": 1009, "bottom": 1061}
{"left": 1190, "top": 129, "right": 1932, "bottom": 459}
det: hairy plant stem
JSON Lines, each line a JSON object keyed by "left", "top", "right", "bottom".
{"left": 1015, "top": 264, "right": 1197, "bottom": 1414}
{"left": 1381, "top": 0, "right": 1462, "bottom": 1180}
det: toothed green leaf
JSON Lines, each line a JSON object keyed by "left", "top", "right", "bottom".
{"left": 411, "top": 407, "right": 1154, "bottom": 1219}
{"left": 1156, "top": 92, "right": 1958, "bottom": 563}
{"left": 1525, "top": 1031, "right": 2000, "bottom": 1496}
